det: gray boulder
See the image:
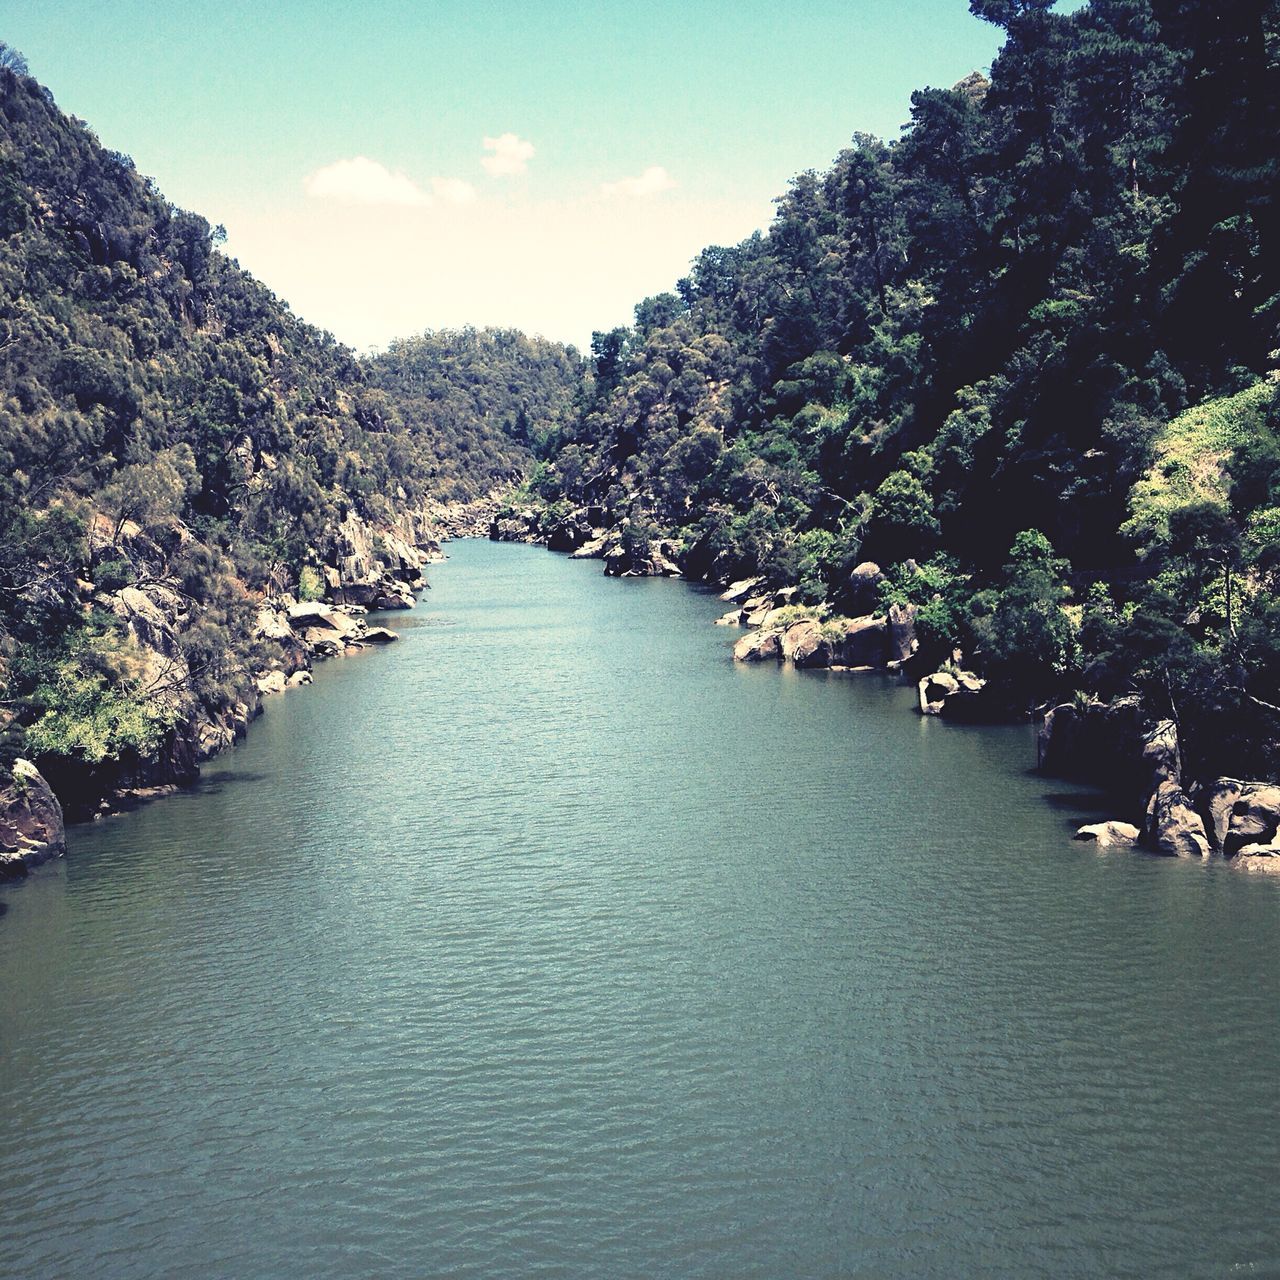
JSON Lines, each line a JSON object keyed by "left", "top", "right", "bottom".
{"left": 846, "top": 562, "right": 884, "bottom": 614}
{"left": 0, "top": 760, "right": 66, "bottom": 878}
{"left": 832, "top": 615, "right": 889, "bottom": 668}
{"left": 1202, "top": 779, "right": 1280, "bottom": 857}
{"left": 733, "top": 630, "right": 783, "bottom": 663}
{"left": 1143, "top": 781, "right": 1211, "bottom": 858}
{"left": 887, "top": 602, "right": 918, "bottom": 664}
{"left": 782, "top": 620, "right": 832, "bottom": 668}
{"left": 919, "top": 671, "right": 959, "bottom": 715}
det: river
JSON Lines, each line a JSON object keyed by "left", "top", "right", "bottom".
{"left": 2, "top": 539, "right": 1278, "bottom": 1278}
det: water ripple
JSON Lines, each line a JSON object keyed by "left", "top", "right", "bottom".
{"left": 2, "top": 541, "right": 1279, "bottom": 1279}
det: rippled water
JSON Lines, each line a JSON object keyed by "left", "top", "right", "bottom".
{"left": 2, "top": 539, "right": 1279, "bottom": 1278}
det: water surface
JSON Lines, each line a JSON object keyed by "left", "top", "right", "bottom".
{"left": 2, "top": 539, "right": 1278, "bottom": 1278}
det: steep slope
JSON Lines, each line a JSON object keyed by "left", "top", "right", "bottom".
{"left": 366, "top": 327, "right": 582, "bottom": 503}
{"left": 0, "top": 60, "right": 578, "bottom": 841}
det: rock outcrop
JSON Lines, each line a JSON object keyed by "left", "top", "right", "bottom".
{"left": 1202, "top": 780, "right": 1280, "bottom": 858}
{"left": 0, "top": 760, "right": 66, "bottom": 879}
{"left": 1143, "top": 781, "right": 1212, "bottom": 858}
{"left": 733, "top": 629, "right": 783, "bottom": 663}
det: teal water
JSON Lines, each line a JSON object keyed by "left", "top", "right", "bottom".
{"left": 2, "top": 539, "right": 1278, "bottom": 1279}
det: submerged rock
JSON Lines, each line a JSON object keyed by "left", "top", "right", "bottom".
{"left": 1075, "top": 821, "right": 1141, "bottom": 847}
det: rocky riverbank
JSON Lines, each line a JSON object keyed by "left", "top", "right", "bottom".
{"left": 0, "top": 498, "right": 457, "bottom": 880}
{"left": 494, "top": 510, "right": 1280, "bottom": 875}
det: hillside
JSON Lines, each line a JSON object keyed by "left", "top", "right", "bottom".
{"left": 0, "top": 57, "right": 577, "bottom": 842}
{"left": 498, "top": 0, "right": 1280, "bottom": 789}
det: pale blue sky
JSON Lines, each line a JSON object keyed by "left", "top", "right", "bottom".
{"left": 2, "top": 0, "right": 1019, "bottom": 349}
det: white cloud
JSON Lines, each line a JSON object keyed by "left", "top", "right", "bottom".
{"left": 481, "top": 132, "right": 535, "bottom": 177}
{"left": 304, "top": 156, "right": 431, "bottom": 208}
{"left": 601, "top": 165, "right": 677, "bottom": 199}
{"left": 432, "top": 176, "right": 478, "bottom": 206}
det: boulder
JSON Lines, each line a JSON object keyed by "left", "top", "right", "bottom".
{"left": 918, "top": 669, "right": 992, "bottom": 718}
{"left": 1074, "top": 821, "right": 1141, "bottom": 847}
{"left": 918, "top": 671, "right": 959, "bottom": 715}
{"left": 0, "top": 760, "right": 66, "bottom": 878}
{"left": 255, "top": 670, "right": 287, "bottom": 696}
{"left": 288, "top": 600, "right": 346, "bottom": 629}
{"left": 362, "top": 627, "right": 400, "bottom": 644}
{"left": 545, "top": 513, "right": 590, "bottom": 552}
{"left": 887, "top": 601, "right": 918, "bottom": 664}
{"left": 1037, "top": 696, "right": 1180, "bottom": 813}
{"left": 832, "top": 615, "right": 890, "bottom": 668}
{"left": 846, "top": 562, "right": 884, "bottom": 614}
{"left": 734, "top": 630, "right": 783, "bottom": 663}
{"left": 1202, "top": 779, "right": 1280, "bottom": 857}
{"left": 782, "top": 620, "right": 832, "bottom": 668}
{"left": 714, "top": 609, "right": 742, "bottom": 626}
{"left": 286, "top": 671, "right": 313, "bottom": 688}
{"left": 721, "top": 577, "right": 763, "bottom": 603}
{"left": 569, "top": 535, "right": 607, "bottom": 560}
{"left": 1143, "top": 781, "right": 1211, "bottom": 858}
{"left": 254, "top": 603, "right": 294, "bottom": 643}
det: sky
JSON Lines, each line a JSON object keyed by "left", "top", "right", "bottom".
{"left": 1, "top": 0, "right": 1015, "bottom": 352}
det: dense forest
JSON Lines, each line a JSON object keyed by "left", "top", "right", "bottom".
{"left": 502, "top": 0, "right": 1280, "bottom": 786}
{"left": 0, "top": 51, "right": 578, "bottom": 813}
{"left": 367, "top": 328, "right": 580, "bottom": 502}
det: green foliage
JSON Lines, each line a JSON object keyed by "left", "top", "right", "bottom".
{"left": 1123, "top": 382, "right": 1274, "bottom": 555}
{"left": 23, "top": 626, "right": 175, "bottom": 765}
{"left": 365, "top": 328, "right": 583, "bottom": 500}
{"left": 970, "top": 531, "right": 1079, "bottom": 703}
{"left": 297, "top": 565, "right": 324, "bottom": 602}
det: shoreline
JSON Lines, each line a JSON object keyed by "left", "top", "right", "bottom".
{"left": 494, "top": 525, "right": 1280, "bottom": 876}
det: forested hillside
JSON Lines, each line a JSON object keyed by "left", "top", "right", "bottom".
{"left": 367, "top": 328, "right": 581, "bottom": 502}
{"left": 504, "top": 0, "right": 1280, "bottom": 784}
{"left": 0, "top": 52, "right": 578, "bottom": 827}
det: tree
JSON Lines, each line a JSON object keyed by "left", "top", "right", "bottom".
{"left": 0, "top": 43, "right": 29, "bottom": 75}
{"left": 96, "top": 446, "right": 200, "bottom": 543}
{"left": 973, "top": 530, "right": 1078, "bottom": 702}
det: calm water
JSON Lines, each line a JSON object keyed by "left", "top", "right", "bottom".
{"left": 2, "top": 540, "right": 1278, "bottom": 1279}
